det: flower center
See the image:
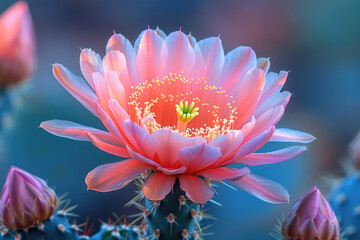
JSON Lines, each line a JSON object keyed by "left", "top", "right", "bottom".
{"left": 176, "top": 101, "right": 199, "bottom": 132}
{"left": 128, "top": 72, "right": 237, "bottom": 141}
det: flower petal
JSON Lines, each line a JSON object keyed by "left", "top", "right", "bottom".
{"left": 122, "top": 120, "right": 157, "bottom": 159}
{"left": 178, "top": 175, "right": 214, "bottom": 204}
{"left": 106, "top": 32, "right": 138, "bottom": 85}
{"left": 194, "top": 37, "right": 224, "bottom": 85}
{"left": 94, "top": 102, "right": 125, "bottom": 145}
{"left": 52, "top": 64, "right": 98, "bottom": 116}
{"left": 40, "top": 120, "right": 112, "bottom": 142}
{"left": 256, "top": 57, "right": 270, "bottom": 73}
{"left": 152, "top": 128, "right": 206, "bottom": 167}
{"left": 86, "top": 131, "right": 130, "bottom": 158}
{"left": 157, "top": 166, "right": 187, "bottom": 175}
{"left": 162, "top": 31, "right": 195, "bottom": 77}
{"left": 229, "top": 126, "right": 275, "bottom": 164}
{"left": 234, "top": 68, "right": 265, "bottom": 128}
{"left": 255, "top": 90, "right": 291, "bottom": 117}
{"left": 221, "top": 46, "right": 257, "bottom": 94}
{"left": 80, "top": 49, "right": 103, "bottom": 89}
{"left": 197, "top": 167, "right": 250, "bottom": 181}
{"left": 102, "top": 51, "right": 126, "bottom": 76}
{"left": 209, "top": 130, "right": 244, "bottom": 162}
{"left": 260, "top": 71, "right": 288, "bottom": 103}
{"left": 85, "top": 159, "right": 153, "bottom": 192}
{"left": 230, "top": 173, "right": 289, "bottom": 203}
{"left": 178, "top": 143, "right": 222, "bottom": 173}
{"left": 245, "top": 105, "right": 284, "bottom": 140}
{"left": 270, "top": 128, "right": 316, "bottom": 143}
{"left": 143, "top": 172, "right": 176, "bottom": 201}
{"left": 105, "top": 71, "right": 127, "bottom": 110}
{"left": 234, "top": 145, "right": 307, "bottom": 166}
{"left": 92, "top": 72, "right": 111, "bottom": 111}
{"left": 136, "top": 29, "right": 164, "bottom": 81}
{"left": 126, "top": 146, "right": 160, "bottom": 167}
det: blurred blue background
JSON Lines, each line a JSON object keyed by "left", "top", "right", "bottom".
{"left": 0, "top": 0, "right": 360, "bottom": 239}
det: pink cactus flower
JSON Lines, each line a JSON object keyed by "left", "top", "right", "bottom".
{"left": 41, "top": 28, "right": 315, "bottom": 204}
{"left": 350, "top": 130, "right": 360, "bottom": 169}
{"left": 282, "top": 186, "right": 340, "bottom": 240}
{"left": 0, "top": 166, "right": 58, "bottom": 230}
{"left": 0, "top": 1, "right": 35, "bottom": 87}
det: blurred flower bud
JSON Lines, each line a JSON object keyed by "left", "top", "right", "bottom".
{"left": 350, "top": 130, "right": 360, "bottom": 170}
{"left": 0, "top": 1, "right": 36, "bottom": 88}
{"left": 282, "top": 186, "right": 340, "bottom": 240}
{"left": 0, "top": 166, "right": 58, "bottom": 230}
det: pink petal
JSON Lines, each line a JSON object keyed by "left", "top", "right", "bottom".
{"left": 107, "top": 99, "right": 130, "bottom": 123}
{"left": 106, "top": 71, "right": 127, "bottom": 110}
{"left": 178, "top": 175, "right": 214, "bottom": 204}
{"left": 162, "top": 31, "right": 195, "bottom": 77}
{"left": 194, "top": 37, "right": 224, "bottom": 85}
{"left": 256, "top": 57, "right": 270, "bottom": 73}
{"left": 230, "top": 173, "right": 289, "bottom": 203}
{"left": 234, "top": 145, "right": 307, "bottom": 166}
{"left": 255, "top": 91, "right": 291, "bottom": 117}
{"left": 270, "top": 128, "right": 316, "bottom": 143}
{"left": 86, "top": 131, "right": 130, "bottom": 158}
{"left": 209, "top": 130, "right": 244, "bottom": 162}
{"left": 40, "top": 119, "right": 117, "bottom": 143}
{"left": 80, "top": 49, "right": 103, "bottom": 89}
{"left": 85, "top": 159, "right": 153, "bottom": 192}
{"left": 102, "top": 51, "right": 126, "bottom": 76}
{"left": 260, "top": 71, "right": 288, "bottom": 103}
{"left": 92, "top": 72, "right": 111, "bottom": 112}
{"left": 221, "top": 46, "right": 257, "bottom": 94}
{"left": 157, "top": 166, "right": 187, "bottom": 175}
{"left": 94, "top": 102, "right": 125, "bottom": 145}
{"left": 102, "top": 52, "right": 132, "bottom": 100}
{"left": 52, "top": 64, "right": 98, "bottom": 116}
{"left": 122, "top": 120, "right": 157, "bottom": 159}
{"left": 143, "top": 172, "right": 176, "bottom": 201}
{"left": 136, "top": 29, "right": 164, "bottom": 82}
{"left": 152, "top": 128, "right": 206, "bottom": 168}
{"left": 106, "top": 32, "right": 138, "bottom": 85}
{"left": 178, "top": 143, "right": 222, "bottom": 173}
{"left": 126, "top": 146, "right": 160, "bottom": 167}
{"left": 197, "top": 167, "right": 250, "bottom": 181}
{"left": 155, "top": 27, "right": 167, "bottom": 39}
{"left": 229, "top": 126, "right": 275, "bottom": 164}
{"left": 245, "top": 106, "right": 284, "bottom": 140}
{"left": 234, "top": 68, "right": 265, "bottom": 128}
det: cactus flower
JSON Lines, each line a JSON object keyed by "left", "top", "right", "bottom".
{"left": 0, "top": 1, "right": 35, "bottom": 88}
{"left": 41, "top": 28, "right": 315, "bottom": 204}
{"left": 0, "top": 166, "right": 58, "bottom": 230}
{"left": 350, "top": 130, "right": 360, "bottom": 169}
{"left": 282, "top": 186, "right": 340, "bottom": 240}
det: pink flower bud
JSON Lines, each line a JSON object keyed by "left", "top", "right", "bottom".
{"left": 350, "top": 130, "right": 360, "bottom": 169}
{"left": 0, "top": 1, "right": 36, "bottom": 88}
{"left": 282, "top": 187, "right": 340, "bottom": 240}
{"left": 0, "top": 166, "right": 58, "bottom": 230}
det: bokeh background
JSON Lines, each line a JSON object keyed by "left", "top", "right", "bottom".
{"left": 1, "top": 0, "right": 360, "bottom": 239}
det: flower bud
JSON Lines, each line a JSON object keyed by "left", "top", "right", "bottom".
{"left": 0, "top": 1, "right": 36, "bottom": 88}
{"left": 0, "top": 166, "right": 58, "bottom": 230}
{"left": 350, "top": 130, "right": 360, "bottom": 170}
{"left": 282, "top": 186, "right": 340, "bottom": 240}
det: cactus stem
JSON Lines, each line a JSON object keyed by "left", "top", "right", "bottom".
{"left": 178, "top": 195, "right": 188, "bottom": 210}
{"left": 149, "top": 201, "right": 161, "bottom": 215}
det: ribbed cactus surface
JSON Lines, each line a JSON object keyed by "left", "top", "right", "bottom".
{"left": 0, "top": 212, "right": 81, "bottom": 240}
{"left": 329, "top": 173, "right": 360, "bottom": 240}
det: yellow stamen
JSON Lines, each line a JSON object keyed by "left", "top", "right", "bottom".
{"left": 176, "top": 101, "right": 199, "bottom": 132}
